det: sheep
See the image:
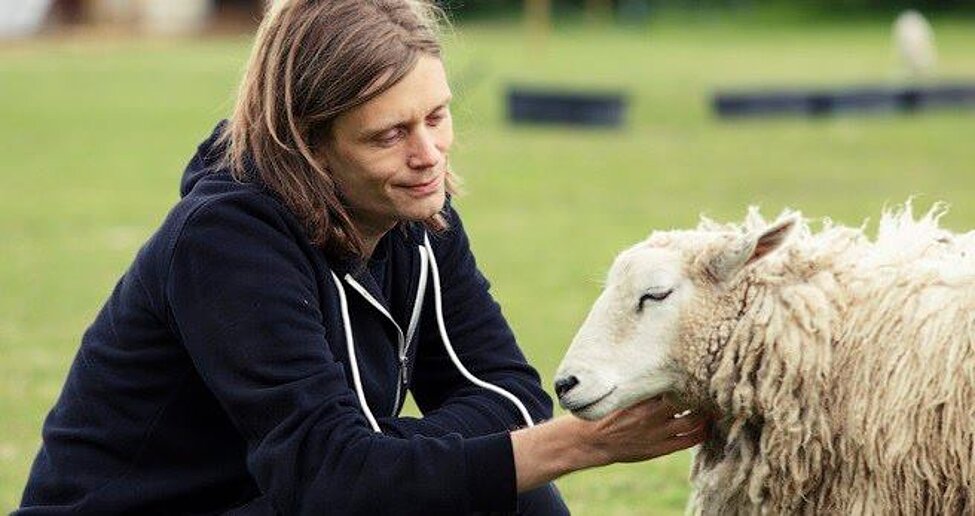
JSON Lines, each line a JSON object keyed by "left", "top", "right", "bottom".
{"left": 893, "top": 10, "right": 937, "bottom": 79}
{"left": 555, "top": 204, "right": 975, "bottom": 514}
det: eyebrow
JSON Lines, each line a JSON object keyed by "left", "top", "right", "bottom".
{"left": 359, "top": 95, "right": 453, "bottom": 140}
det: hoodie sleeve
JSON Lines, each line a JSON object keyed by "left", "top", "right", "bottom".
{"left": 165, "top": 194, "right": 516, "bottom": 515}
{"left": 402, "top": 204, "right": 554, "bottom": 438}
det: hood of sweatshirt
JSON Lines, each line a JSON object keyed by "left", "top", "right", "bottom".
{"left": 180, "top": 121, "right": 233, "bottom": 199}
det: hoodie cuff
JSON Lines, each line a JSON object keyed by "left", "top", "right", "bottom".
{"left": 464, "top": 432, "right": 517, "bottom": 512}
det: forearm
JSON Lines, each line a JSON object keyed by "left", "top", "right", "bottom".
{"left": 510, "top": 415, "right": 604, "bottom": 492}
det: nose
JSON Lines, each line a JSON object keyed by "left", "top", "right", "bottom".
{"left": 553, "top": 375, "right": 580, "bottom": 399}
{"left": 407, "top": 128, "right": 442, "bottom": 170}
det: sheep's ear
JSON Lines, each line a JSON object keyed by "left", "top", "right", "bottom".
{"left": 747, "top": 216, "right": 797, "bottom": 264}
{"left": 708, "top": 216, "right": 797, "bottom": 282}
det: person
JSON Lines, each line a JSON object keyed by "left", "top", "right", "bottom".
{"left": 18, "top": 1, "right": 708, "bottom": 514}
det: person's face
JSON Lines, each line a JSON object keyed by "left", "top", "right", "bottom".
{"left": 322, "top": 55, "right": 453, "bottom": 235}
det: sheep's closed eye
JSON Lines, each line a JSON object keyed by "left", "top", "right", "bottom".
{"left": 637, "top": 289, "right": 674, "bottom": 313}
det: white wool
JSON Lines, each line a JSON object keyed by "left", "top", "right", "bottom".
{"left": 556, "top": 202, "right": 975, "bottom": 514}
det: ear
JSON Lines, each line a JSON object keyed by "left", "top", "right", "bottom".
{"left": 707, "top": 216, "right": 798, "bottom": 282}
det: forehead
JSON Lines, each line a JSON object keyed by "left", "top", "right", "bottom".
{"left": 609, "top": 244, "right": 684, "bottom": 286}
{"left": 339, "top": 55, "right": 451, "bottom": 129}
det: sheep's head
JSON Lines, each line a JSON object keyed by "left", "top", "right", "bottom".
{"left": 554, "top": 215, "right": 797, "bottom": 420}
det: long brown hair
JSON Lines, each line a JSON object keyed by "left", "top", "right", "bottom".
{"left": 220, "top": 0, "right": 458, "bottom": 259}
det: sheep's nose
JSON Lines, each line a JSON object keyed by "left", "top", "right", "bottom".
{"left": 554, "top": 375, "right": 580, "bottom": 399}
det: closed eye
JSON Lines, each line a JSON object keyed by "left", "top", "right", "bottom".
{"left": 637, "top": 289, "right": 673, "bottom": 313}
{"left": 375, "top": 127, "right": 406, "bottom": 147}
{"left": 426, "top": 107, "right": 449, "bottom": 127}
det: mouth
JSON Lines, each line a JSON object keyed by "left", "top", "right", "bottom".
{"left": 398, "top": 173, "right": 443, "bottom": 197}
{"left": 561, "top": 386, "right": 617, "bottom": 415}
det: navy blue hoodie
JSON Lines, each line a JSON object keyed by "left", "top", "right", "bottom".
{"left": 18, "top": 124, "right": 555, "bottom": 515}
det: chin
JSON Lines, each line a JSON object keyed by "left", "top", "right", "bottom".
{"left": 410, "top": 192, "right": 447, "bottom": 220}
{"left": 571, "top": 402, "right": 615, "bottom": 421}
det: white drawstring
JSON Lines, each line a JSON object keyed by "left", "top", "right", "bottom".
{"left": 330, "top": 232, "right": 535, "bottom": 434}
{"left": 330, "top": 270, "right": 382, "bottom": 433}
{"left": 422, "top": 233, "right": 535, "bottom": 428}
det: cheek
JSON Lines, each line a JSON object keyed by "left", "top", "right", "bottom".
{"left": 349, "top": 158, "right": 398, "bottom": 189}
{"left": 627, "top": 309, "right": 682, "bottom": 370}
{"left": 437, "top": 119, "right": 454, "bottom": 152}
{"left": 335, "top": 162, "right": 397, "bottom": 206}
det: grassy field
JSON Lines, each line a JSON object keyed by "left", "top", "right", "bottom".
{"left": 2, "top": 17, "right": 975, "bottom": 513}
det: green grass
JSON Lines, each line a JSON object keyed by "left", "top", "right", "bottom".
{"left": 3, "top": 18, "right": 975, "bottom": 513}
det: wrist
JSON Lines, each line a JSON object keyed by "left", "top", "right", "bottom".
{"left": 510, "top": 415, "right": 606, "bottom": 492}
{"left": 558, "top": 415, "right": 611, "bottom": 470}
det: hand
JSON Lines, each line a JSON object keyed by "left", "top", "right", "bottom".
{"left": 579, "top": 396, "right": 710, "bottom": 467}
{"left": 510, "top": 396, "right": 711, "bottom": 492}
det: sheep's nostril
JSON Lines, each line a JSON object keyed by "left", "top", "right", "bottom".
{"left": 554, "top": 375, "right": 580, "bottom": 398}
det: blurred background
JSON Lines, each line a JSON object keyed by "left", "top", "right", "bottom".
{"left": 1, "top": 0, "right": 973, "bottom": 513}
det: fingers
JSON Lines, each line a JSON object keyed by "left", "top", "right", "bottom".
{"left": 584, "top": 398, "right": 713, "bottom": 465}
{"left": 667, "top": 412, "right": 708, "bottom": 435}
{"left": 625, "top": 396, "right": 686, "bottom": 424}
{"left": 662, "top": 424, "right": 708, "bottom": 453}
